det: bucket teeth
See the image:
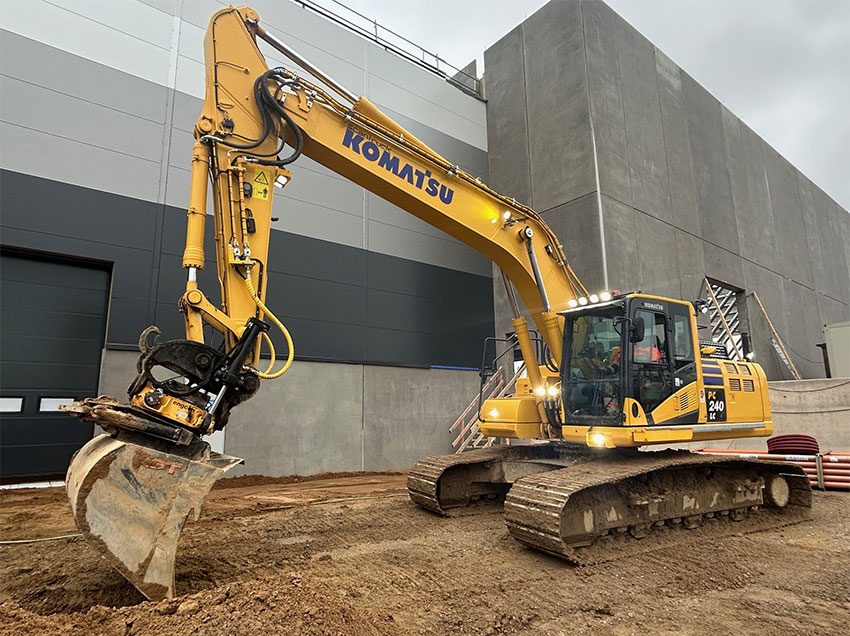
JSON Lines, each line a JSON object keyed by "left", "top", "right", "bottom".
{"left": 66, "top": 434, "right": 242, "bottom": 600}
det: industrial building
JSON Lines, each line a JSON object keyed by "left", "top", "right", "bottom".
{"left": 485, "top": 0, "right": 849, "bottom": 384}
{"left": 1, "top": 0, "right": 848, "bottom": 482}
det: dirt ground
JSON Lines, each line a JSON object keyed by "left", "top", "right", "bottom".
{"left": 1, "top": 472, "right": 848, "bottom": 636}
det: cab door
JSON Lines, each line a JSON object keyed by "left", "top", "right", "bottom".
{"left": 628, "top": 303, "right": 674, "bottom": 418}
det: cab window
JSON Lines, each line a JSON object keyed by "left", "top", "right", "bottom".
{"left": 631, "top": 309, "right": 671, "bottom": 414}
{"left": 670, "top": 304, "right": 697, "bottom": 387}
{"left": 633, "top": 310, "right": 667, "bottom": 363}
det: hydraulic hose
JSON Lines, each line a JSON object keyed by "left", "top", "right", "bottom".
{"left": 244, "top": 273, "right": 294, "bottom": 379}
{"left": 206, "top": 70, "right": 303, "bottom": 167}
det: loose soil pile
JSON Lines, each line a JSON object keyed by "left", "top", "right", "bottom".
{"left": 1, "top": 473, "right": 848, "bottom": 635}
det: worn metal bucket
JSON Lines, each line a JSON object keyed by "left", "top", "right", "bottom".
{"left": 66, "top": 434, "right": 241, "bottom": 600}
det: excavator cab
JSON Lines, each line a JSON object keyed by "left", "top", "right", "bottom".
{"left": 561, "top": 293, "right": 701, "bottom": 429}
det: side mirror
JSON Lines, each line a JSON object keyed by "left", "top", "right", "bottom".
{"left": 630, "top": 316, "right": 645, "bottom": 343}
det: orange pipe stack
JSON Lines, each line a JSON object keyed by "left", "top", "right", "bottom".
{"left": 697, "top": 449, "right": 850, "bottom": 491}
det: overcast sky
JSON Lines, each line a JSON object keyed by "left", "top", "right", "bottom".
{"left": 313, "top": 0, "right": 849, "bottom": 210}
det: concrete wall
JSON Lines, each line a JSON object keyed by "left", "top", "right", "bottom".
{"left": 99, "top": 349, "right": 480, "bottom": 476}
{"left": 675, "top": 379, "right": 850, "bottom": 453}
{"left": 484, "top": 0, "right": 850, "bottom": 380}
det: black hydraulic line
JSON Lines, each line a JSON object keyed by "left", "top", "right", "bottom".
{"left": 254, "top": 70, "right": 303, "bottom": 166}
{"left": 209, "top": 69, "right": 303, "bottom": 167}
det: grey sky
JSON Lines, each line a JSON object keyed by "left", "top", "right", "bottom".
{"left": 313, "top": 0, "right": 850, "bottom": 210}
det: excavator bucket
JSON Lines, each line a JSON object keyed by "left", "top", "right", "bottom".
{"left": 66, "top": 433, "right": 242, "bottom": 600}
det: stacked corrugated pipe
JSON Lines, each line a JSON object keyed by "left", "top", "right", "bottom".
{"left": 699, "top": 435, "right": 850, "bottom": 491}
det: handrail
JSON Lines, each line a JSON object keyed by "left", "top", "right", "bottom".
{"left": 452, "top": 362, "right": 527, "bottom": 452}
{"left": 291, "top": 0, "right": 484, "bottom": 98}
{"left": 449, "top": 370, "right": 502, "bottom": 433}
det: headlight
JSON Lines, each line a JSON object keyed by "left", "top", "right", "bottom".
{"left": 578, "top": 296, "right": 588, "bottom": 306}
{"left": 534, "top": 386, "right": 546, "bottom": 397}
{"left": 567, "top": 298, "right": 578, "bottom": 308}
{"left": 488, "top": 408, "right": 499, "bottom": 418}
{"left": 547, "top": 385, "right": 559, "bottom": 398}
{"left": 589, "top": 294, "right": 599, "bottom": 303}
{"left": 590, "top": 432, "right": 606, "bottom": 447}
{"left": 600, "top": 291, "right": 612, "bottom": 302}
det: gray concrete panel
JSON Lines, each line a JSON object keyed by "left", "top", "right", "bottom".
{"left": 224, "top": 360, "right": 365, "bottom": 477}
{"left": 722, "top": 112, "right": 777, "bottom": 272}
{"left": 599, "top": 194, "right": 639, "bottom": 292}
{"left": 702, "top": 242, "right": 745, "bottom": 292}
{"left": 0, "top": 74, "right": 169, "bottom": 160}
{"left": 542, "top": 194, "right": 605, "bottom": 291}
{"left": 366, "top": 192, "right": 445, "bottom": 240}
{"left": 817, "top": 293, "right": 850, "bottom": 336}
{"left": 0, "top": 30, "right": 167, "bottom": 124}
{"left": 171, "top": 89, "right": 200, "bottom": 134}
{"left": 366, "top": 217, "right": 493, "bottom": 278}
{"left": 797, "top": 176, "right": 827, "bottom": 294}
{"left": 522, "top": 0, "right": 595, "bottom": 211}
{"left": 742, "top": 262, "right": 790, "bottom": 380}
{"left": 762, "top": 145, "right": 814, "bottom": 288}
{"left": 833, "top": 203, "right": 850, "bottom": 300}
{"left": 483, "top": 25, "right": 532, "bottom": 205}
{"left": 2, "top": 0, "right": 172, "bottom": 88}
{"left": 673, "top": 229, "right": 706, "bottom": 301}
{"left": 281, "top": 159, "right": 364, "bottom": 217}
{"left": 781, "top": 279, "right": 826, "bottom": 378}
{"left": 654, "top": 50, "right": 701, "bottom": 236}
{"left": 452, "top": 60, "right": 479, "bottom": 94}
{"left": 582, "top": 0, "right": 632, "bottom": 206}
{"left": 681, "top": 75, "right": 740, "bottom": 256}
{"left": 275, "top": 195, "right": 364, "bottom": 250}
{"left": 0, "top": 122, "right": 161, "bottom": 203}
{"left": 138, "top": 0, "right": 176, "bottom": 16}
{"left": 614, "top": 10, "right": 671, "bottom": 222}
{"left": 808, "top": 188, "right": 850, "bottom": 302}
{"left": 634, "top": 211, "right": 680, "bottom": 299}
{"left": 362, "top": 366, "right": 478, "bottom": 470}
{"left": 491, "top": 263, "right": 519, "bottom": 353}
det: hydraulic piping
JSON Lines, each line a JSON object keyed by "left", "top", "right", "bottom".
{"left": 244, "top": 273, "right": 294, "bottom": 379}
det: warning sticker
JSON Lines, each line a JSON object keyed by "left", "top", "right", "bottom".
{"left": 252, "top": 170, "right": 270, "bottom": 200}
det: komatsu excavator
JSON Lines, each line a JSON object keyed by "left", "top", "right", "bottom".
{"left": 62, "top": 6, "right": 811, "bottom": 601}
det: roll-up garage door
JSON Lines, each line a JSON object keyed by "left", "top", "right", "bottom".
{"left": 0, "top": 248, "right": 110, "bottom": 481}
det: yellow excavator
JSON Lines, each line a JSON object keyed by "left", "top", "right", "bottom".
{"left": 63, "top": 6, "right": 811, "bottom": 601}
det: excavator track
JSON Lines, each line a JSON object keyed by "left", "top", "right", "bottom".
{"left": 504, "top": 450, "right": 812, "bottom": 565}
{"left": 408, "top": 445, "right": 588, "bottom": 514}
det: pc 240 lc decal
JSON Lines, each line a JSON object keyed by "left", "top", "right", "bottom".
{"left": 706, "top": 388, "right": 727, "bottom": 422}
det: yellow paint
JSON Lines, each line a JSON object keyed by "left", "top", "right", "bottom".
{"left": 130, "top": 382, "right": 211, "bottom": 434}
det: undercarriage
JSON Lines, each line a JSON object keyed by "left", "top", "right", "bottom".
{"left": 408, "top": 444, "right": 812, "bottom": 563}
